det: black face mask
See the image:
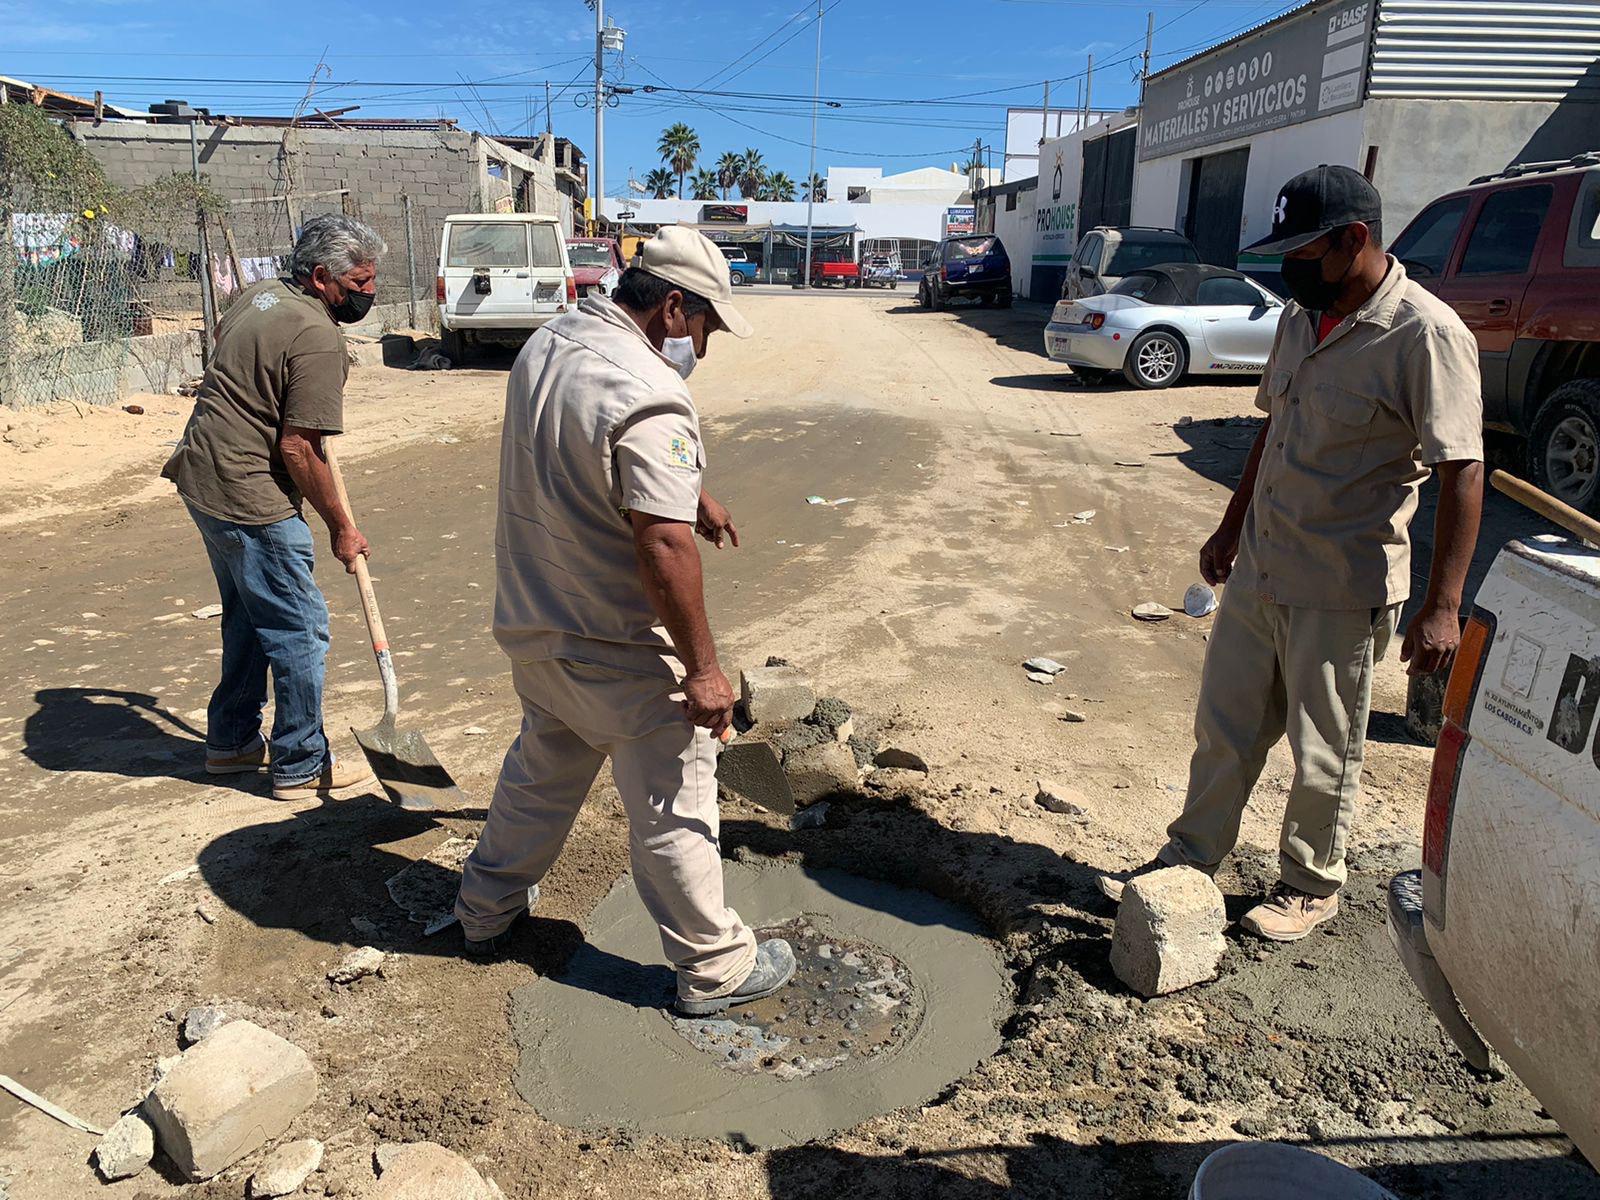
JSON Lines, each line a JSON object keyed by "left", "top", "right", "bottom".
{"left": 1279, "top": 237, "right": 1352, "bottom": 312}
{"left": 331, "top": 288, "right": 374, "bottom": 325}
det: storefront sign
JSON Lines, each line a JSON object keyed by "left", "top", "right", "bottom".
{"left": 1138, "top": 0, "right": 1372, "bottom": 161}
{"left": 944, "top": 207, "right": 975, "bottom": 236}
{"left": 1033, "top": 140, "right": 1083, "bottom": 264}
{"left": 701, "top": 204, "right": 749, "bottom": 223}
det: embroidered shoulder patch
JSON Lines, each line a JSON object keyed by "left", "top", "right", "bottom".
{"left": 667, "top": 436, "right": 696, "bottom": 470}
{"left": 253, "top": 292, "right": 280, "bottom": 311}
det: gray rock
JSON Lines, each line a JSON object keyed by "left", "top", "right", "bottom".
{"left": 873, "top": 747, "right": 928, "bottom": 773}
{"left": 181, "top": 1005, "right": 230, "bottom": 1047}
{"left": 250, "top": 1138, "right": 324, "bottom": 1197}
{"left": 1034, "top": 779, "right": 1088, "bottom": 817}
{"left": 784, "top": 739, "right": 859, "bottom": 807}
{"left": 144, "top": 1020, "right": 318, "bottom": 1181}
{"left": 373, "top": 1142, "right": 501, "bottom": 1199}
{"left": 1059, "top": 709, "right": 1088, "bottom": 724}
{"left": 1026, "top": 670, "right": 1055, "bottom": 685}
{"left": 805, "top": 697, "right": 853, "bottom": 735}
{"left": 94, "top": 1110, "right": 155, "bottom": 1181}
{"left": 789, "top": 801, "right": 830, "bottom": 831}
{"left": 1109, "top": 867, "right": 1227, "bottom": 997}
{"left": 1023, "top": 656, "right": 1067, "bottom": 675}
{"left": 739, "top": 665, "right": 816, "bottom": 726}
{"left": 328, "top": 946, "right": 385, "bottom": 985}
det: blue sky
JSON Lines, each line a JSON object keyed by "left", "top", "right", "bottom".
{"left": 5, "top": 0, "right": 1296, "bottom": 193}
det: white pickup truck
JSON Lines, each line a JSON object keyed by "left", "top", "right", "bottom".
{"left": 1388, "top": 472, "right": 1600, "bottom": 1167}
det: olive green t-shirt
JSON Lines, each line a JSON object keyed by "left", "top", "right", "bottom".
{"left": 162, "top": 277, "right": 348, "bottom": 525}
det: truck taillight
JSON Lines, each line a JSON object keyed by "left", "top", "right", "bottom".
{"left": 940, "top": 265, "right": 948, "bottom": 280}
{"left": 435, "top": 276, "right": 445, "bottom": 303}
{"left": 567, "top": 276, "right": 577, "bottom": 303}
{"left": 1422, "top": 609, "right": 1494, "bottom": 912}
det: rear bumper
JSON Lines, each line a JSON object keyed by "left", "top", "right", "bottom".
{"left": 1043, "top": 321, "right": 1124, "bottom": 370}
{"left": 1386, "top": 869, "right": 1492, "bottom": 1071}
{"left": 941, "top": 277, "right": 1010, "bottom": 295}
{"left": 439, "top": 309, "right": 563, "bottom": 332}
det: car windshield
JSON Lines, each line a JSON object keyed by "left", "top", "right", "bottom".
{"left": 1106, "top": 239, "right": 1199, "bottom": 275}
{"left": 567, "top": 243, "right": 613, "bottom": 268}
{"left": 947, "top": 236, "right": 998, "bottom": 261}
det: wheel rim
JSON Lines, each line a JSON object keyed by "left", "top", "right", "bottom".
{"left": 1544, "top": 413, "right": 1600, "bottom": 504}
{"left": 1136, "top": 336, "right": 1179, "bottom": 383}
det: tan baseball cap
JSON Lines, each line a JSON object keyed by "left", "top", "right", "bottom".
{"left": 638, "top": 224, "right": 753, "bottom": 339}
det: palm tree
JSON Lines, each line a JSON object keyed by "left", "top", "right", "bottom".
{"left": 643, "top": 167, "right": 675, "bottom": 199}
{"left": 715, "top": 151, "right": 743, "bottom": 201}
{"left": 736, "top": 148, "right": 766, "bottom": 200}
{"left": 804, "top": 172, "right": 827, "bottom": 202}
{"left": 689, "top": 168, "right": 719, "bottom": 201}
{"left": 657, "top": 123, "right": 700, "bottom": 199}
{"left": 766, "top": 171, "right": 797, "bottom": 202}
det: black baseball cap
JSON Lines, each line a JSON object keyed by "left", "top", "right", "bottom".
{"left": 1244, "top": 164, "right": 1383, "bottom": 256}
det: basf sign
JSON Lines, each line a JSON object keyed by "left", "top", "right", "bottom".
{"left": 1139, "top": 0, "right": 1372, "bottom": 161}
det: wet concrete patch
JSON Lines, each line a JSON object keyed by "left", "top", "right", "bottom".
{"left": 510, "top": 860, "right": 1008, "bottom": 1146}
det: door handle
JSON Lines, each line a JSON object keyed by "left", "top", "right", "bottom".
{"left": 1487, "top": 298, "right": 1511, "bottom": 316}
{"left": 514, "top": 272, "right": 530, "bottom": 278}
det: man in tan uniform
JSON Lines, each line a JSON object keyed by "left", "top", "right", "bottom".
{"left": 1101, "top": 166, "right": 1485, "bottom": 940}
{"left": 455, "top": 226, "right": 794, "bottom": 1014}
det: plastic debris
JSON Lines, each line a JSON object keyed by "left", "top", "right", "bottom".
{"left": 1023, "top": 657, "right": 1067, "bottom": 676}
{"left": 1133, "top": 602, "right": 1174, "bottom": 622}
{"left": 191, "top": 604, "right": 223, "bottom": 620}
{"left": 0, "top": 1075, "right": 104, "bottom": 1136}
{"left": 1184, "top": 583, "right": 1219, "bottom": 618}
{"left": 1071, "top": 510, "right": 1096, "bottom": 524}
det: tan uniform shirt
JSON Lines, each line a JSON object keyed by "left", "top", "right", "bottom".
{"left": 161, "top": 277, "right": 347, "bottom": 525}
{"left": 1236, "top": 258, "right": 1484, "bottom": 610}
{"left": 494, "top": 295, "right": 703, "bottom": 674}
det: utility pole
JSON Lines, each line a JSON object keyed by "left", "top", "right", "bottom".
{"left": 1084, "top": 55, "right": 1094, "bottom": 124}
{"left": 1040, "top": 79, "right": 1050, "bottom": 148}
{"left": 802, "top": 0, "right": 823, "bottom": 289}
{"left": 1141, "top": 12, "right": 1155, "bottom": 109}
{"left": 190, "top": 119, "right": 216, "bottom": 368}
{"left": 592, "top": 0, "right": 604, "bottom": 236}
{"left": 545, "top": 80, "right": 553, "bottom": 134}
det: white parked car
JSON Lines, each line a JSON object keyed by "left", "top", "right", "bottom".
{"left": 436, "top": 212, "right": 574, "bottom": 364}
{"left": 1043, "top": 263, "right": 1283, "bottom": 390}
{"left": 1388, "top": 481, "right": 1600, "bottom": 1167}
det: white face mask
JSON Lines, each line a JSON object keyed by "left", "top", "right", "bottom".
{"left": 663, "top": 335, "right": 698, "bottom": 380}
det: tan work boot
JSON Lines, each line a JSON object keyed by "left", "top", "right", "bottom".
{"left": 1097, "top": 849, "right": 1211, "bottom": 902}
{"left": 206, "top": 742, "right": 268, "bottom": 775}
{"left": 1240, "top": 884, "right": 1339, "bottom": 941}
{"left": 271, "top": 757, "right": 374, "bottom": 802}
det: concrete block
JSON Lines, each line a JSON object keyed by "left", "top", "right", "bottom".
{"left": 94, "top": 1110, "right": 155, "bottom": 1181}
{"left": 144, "top": 1019, "right": 318, "bottom": 1181}
{"left": 1109, "top": 867, "right": 1227, "bottom": 997}
{"left": 784, "top": 739, "right": 859, "bottom": 807}
{"left": 374, "top": 1142, "right": 502, "bottom": 1199}
{"left": 739, "top": 665, "right": 816, "bottom": 726}
{"left": 250, "top": 1137, "right": 323, "bottom": 1197}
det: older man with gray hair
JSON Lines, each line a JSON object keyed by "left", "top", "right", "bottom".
{"left": 162, "top": 214, "right": 386, "bottom": 800}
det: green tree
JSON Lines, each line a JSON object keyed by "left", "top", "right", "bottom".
{"left": 643, "top": 167, "right": 676, "bottom": 199}
{"left": 689, "top": 168, "right": 720, "bottom": 201}
{"left": 715, "top": 151, "right": 743, "bottom": 201}
{"left": 804, "top": 172, "right": 827, "bottom": 202}
{"left": 766, "top": 172, "right": 797, "bottom": 202}
{"left": 736, "top": 148, "right": 766, "bottom": 200}
{"left": 657, "top": 123, "right": 701, "bottom": 200}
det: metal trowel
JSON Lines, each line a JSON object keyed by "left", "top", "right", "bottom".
{"left": 716, "top": 728, "right": 796, "bottom": 816}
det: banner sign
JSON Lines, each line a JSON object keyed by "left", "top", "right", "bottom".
{"left": 1033, "top": 138, "right": 1083, "bottom": 264}
{"left": 701, "top": 204, "right": 749, "bottom": 223}
{"left": 1138, "top": 0, "right": 1372, "bottom": 161}
{"left": 944, "top": 206, "right": 975, "bottom": 236}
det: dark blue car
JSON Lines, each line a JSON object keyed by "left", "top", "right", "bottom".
{"left": 918, "top": 234, "right": 1013, "bottom": 310}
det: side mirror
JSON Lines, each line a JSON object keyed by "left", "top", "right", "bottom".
{"left": 1079, "top": 264, "right": 1094, "bottom": 278}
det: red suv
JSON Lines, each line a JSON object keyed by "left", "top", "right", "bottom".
{"left": 1389, "top": 153, "right": 1600, "bottom": 512}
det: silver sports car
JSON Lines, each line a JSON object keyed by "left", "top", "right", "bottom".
{"left": 1043, "top": 263, "right": 1284, "bottom": 390}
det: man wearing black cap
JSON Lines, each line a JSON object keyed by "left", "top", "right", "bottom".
{"left": 1100, "top": 165, "right": 1484, "bottom": 941}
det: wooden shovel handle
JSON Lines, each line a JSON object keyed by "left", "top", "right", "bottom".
{"left": 323, "top": 443, "right": 393, "bottom": 664}
{"left": 1490, "top": 469, "right": 1600, "bottom": 547}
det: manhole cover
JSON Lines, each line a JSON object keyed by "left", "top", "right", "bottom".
{"left": 669, "top": 917, "right": 923, "bottom": 1079}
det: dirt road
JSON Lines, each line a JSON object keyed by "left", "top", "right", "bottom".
{"left": 0, "top": 292, "right": 1593, "bottom": 1198}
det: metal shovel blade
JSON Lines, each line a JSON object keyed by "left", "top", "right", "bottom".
{"left": 717, "top": 739, "right": 796, "bottom": 816}
{"left": 352, "top": 715, "right": 467, "bottom": 812}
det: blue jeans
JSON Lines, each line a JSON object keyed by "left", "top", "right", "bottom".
{"left": 185, "top": 504, "right": 330, "bottom": 786}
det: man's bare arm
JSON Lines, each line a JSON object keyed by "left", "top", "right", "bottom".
{"left": 1200, "top": 417, "right": 1272, "bottom": 585}
{"left": 630, "top": 511, "right": 733, "bottom": 735}
{"left": 279, "top": 427, "right": 368, "bottom": 571}
{"left": 1401, "top": 459, "right": 1484, "bottom": 675}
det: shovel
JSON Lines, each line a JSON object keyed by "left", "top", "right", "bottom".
{"left": 716, "top": 728, "right": 796, "bottom": 817}
{"left": 325, "top": 443, "right": 467, "bottom": 812}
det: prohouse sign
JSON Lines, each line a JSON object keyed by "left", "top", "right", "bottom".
{"left": 1139, "top": 0, "right": 1372, "bottom": 162}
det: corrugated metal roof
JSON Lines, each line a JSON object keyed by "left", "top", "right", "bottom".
{"left": 1370, "top": 0, "right": 1600, "bottom": 100}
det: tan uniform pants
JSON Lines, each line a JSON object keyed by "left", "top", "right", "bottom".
{"left": 1165, "top": 582, "right": 1399, "bottom": 897}
{"left": 455, "top": 657, "right": 757, "bottom": 1003}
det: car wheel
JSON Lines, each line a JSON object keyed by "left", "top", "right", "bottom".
{"left": 439, "top": 328, "right": 466, "bottom": 366}
{"left": 730, "top": 271, "right": 743, "bottom": 287}
{"left": 930, "top": 284, "right": 945, "bottom": 312}
{"left": 1529, "top": 379, "right": 1600, "bottom": 514}
{"left": 1123, "top": 329, "right": 1187, "bottom": 390}
{"left": 1069, "top": 366, "right": 1111, "bottom": 387}
{"left": 998, "top": 290, "right": 1013, "bottom": 309}
{"left": 890, "top": 280, "right": 898, "bottom": 290}
{"left": 919, "top": 283, "right": 931, "bottom": 309}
